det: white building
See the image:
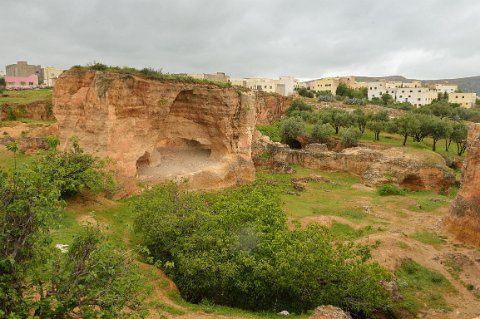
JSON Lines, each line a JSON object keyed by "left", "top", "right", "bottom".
{"left": 396, "top": 87, "right": 437, "bottom": 106}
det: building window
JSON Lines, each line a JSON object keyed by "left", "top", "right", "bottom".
{"left": 20, "top": 81, "right": 26, "bottom": 86}
{"left": 28, "top": 82, "right": 34, "bottom": 86}
{"left": 399, "top": 95, "right": 403, "bottom": 98}
{"left": 417, "top": 98, "right": 421, "bottom": 101}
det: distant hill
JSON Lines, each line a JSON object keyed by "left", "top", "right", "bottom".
{"left": 355, "top": 75, "right": 480, "bottom": 95}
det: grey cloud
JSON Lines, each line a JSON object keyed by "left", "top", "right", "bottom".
{"left": 1, "top": 0, "right": 480, "bottom": 79}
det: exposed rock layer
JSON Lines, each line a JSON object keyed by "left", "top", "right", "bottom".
{"left": 448, "top": 123, "right": 480, "bottom": 246}
{"left": 53, "top": 70, "right": 289, "bottom": 196}
{"left": 253, "top": 132, "right": 455, "bottom": 193}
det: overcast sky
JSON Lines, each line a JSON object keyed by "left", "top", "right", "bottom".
{"left": 2, "top": 0, "right": 480, "bottom": 80}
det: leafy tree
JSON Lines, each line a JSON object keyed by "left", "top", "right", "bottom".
{"left": 311, "top": 123, "right": 334, "bottom": 143}
{"left": 389, "top": 115, "right": 420, "bottom": 146}
{"left": 285, "top": 99, "right": 313, "bottom": 116}
{"left": 340, "top": 127, "right": 362, "bottom": 147}
{"left": 33, "top": 227, "right": 146, "bottom": 318}
{"left": 33, "top": 136, "right": 114, "bottom": 197}
{"left": 297, "top": 87, "right": 315, "bottom": 98}
{"left": 0, "top": 77, "right": 5, "bottom": 88}
{"left": 319, "top": 108, "right": 352, "bottom": 134}
{"left": 428, "top": 118, "right": 452, "bottom": 151}
{"left": 352, "top": 109, "right": 367, "bottom": 133}
{"left": 280, "top": 117, "right": 305, "bottom": 147}
{"left": 450, "top": 122, "right": 469, "bottom": 156}
{"left": 367, "top": 120, "right": 386, "bottom": 141}
{"left": 381, "top": 93, "right": 394, "bottom": 106}
{"left": 132, "top": 183, "right": 392, "bottom": 316}
{"left": 0, "top": 142, "right": 144, "bottom": 318}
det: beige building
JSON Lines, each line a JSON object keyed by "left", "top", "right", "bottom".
{"left": 189, "top": 72, "right": 230, "bottom": 83}
{"left": 434, "top": 83, "right": 458, "bottom": 95}
{"left": 43, "top": 66, "right": 63, "bottom": 87}
{"left": 232, "top": 76, "right": 296, "bottom": 96}
{"left": 448, "top": 92, "right": 477, "bottom": 108}
{"left": 367, "top": 81, "right": 396, "bottom": 100}
{"left": 305, "top": 78, "right": 340, "bottom": 94}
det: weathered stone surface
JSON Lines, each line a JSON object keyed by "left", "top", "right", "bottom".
{"left": 53, "top": 70, "right": 289, "bottom": 197}
{"left": 0, "top": 101, "right": 54, "bottom": 121}
{"left": 447, "top": 123, "right": 480, "bottom": 246}
{"left": 255, "top": 92, "right": 292, "bottom": 125}
{"left": 308, "top": 306, "right": 352, "bottom": 319}
{"left": 253, "top": 132, "right": 455, "bottom": 193}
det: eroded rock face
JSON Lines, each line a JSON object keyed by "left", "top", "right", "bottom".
{"left": 53, "top": 70, "right": 288, "bottom": 196}
{"left": 447, "top": 124, "right": 480, "bottom": 246}
{"left": 253, "top": 131, "right": 455, "bottom": 193}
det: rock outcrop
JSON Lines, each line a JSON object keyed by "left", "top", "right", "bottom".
{"left": 0, "top": 102, "right": 55, "bottom": 121}
{"left": 255, "top": 92, "right": 292, "bottom": 125}
{"left": 308, "top": 306, "right": 352, "bottom": 319}
{"left": 447, "top": 123, "right": 480, "bottom": 246}
{"left": 53, "top": 70, "right": 289, "bottom": 196}
{"left": 253, "top": 132, "right": 455, "bottom": 193}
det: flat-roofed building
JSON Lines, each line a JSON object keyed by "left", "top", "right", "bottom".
{"left": 396, "top": 87, "right": 437, "bottom": 107}
{"left": 188, "top": 72, "right": 230, "bottom": 83}
{"left": 449, "top": 92, "right": 477, "bottom": 108}
{"left": 367, "top": 81, "right": 394, "bottom": 100}
{"left": 43, "top": 66, "right": 63, "bottom": 87}
{"left": 305, "top": 78, "right": 340, "bottom": 95}
{"left": 6, "top": 61, "right": 43, "bottom": 88}
{"left": 435, "top": 83, "right": 458, "bottom": 95}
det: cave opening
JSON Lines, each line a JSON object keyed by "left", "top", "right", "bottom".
{"left": 400, "top": 174, "right": 425, "bottom": 191}
{"left": 136, "top": 138, "right": 219, "bottom": 182}
{"left": 287, "top": 139, "right": 302, "bottom": 149}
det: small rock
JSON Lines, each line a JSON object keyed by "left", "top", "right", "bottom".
{"left": 308, "top": 305, "right": 351, "bottom": 319}
{"left": 277, "top": 310, "right": 290, "bottom": 316}
{"left": 55, "top": 244, "right": 69, "bottom": 253}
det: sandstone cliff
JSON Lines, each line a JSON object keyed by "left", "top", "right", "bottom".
{"left": 53, "top": 70, "right": 289, "bottom": 196}
{"left": 447, "top": 123, "right": 480, "bottom": 246}
{"left": 253, "top": 132, "right": 455, "bottom": 193}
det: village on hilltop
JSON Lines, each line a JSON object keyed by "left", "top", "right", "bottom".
{"left": 1, "top": 61, "right": 477, "bottom": 109}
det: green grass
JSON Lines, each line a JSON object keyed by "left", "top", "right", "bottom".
{"left": 0, "top": 149, "right": 38, "bottom": 171}
{"left": 329, "top": 223, "right": 377, "bottom": 240}
{"left": 395, "top": 259, "right": 455, "bottom": 315}
{"left": 0, "top": 89, "right": 52, "bottom": 105}
{"left": 410, "top": 231, "right": 446, "bottom": 246}
{"left": 360, "top": 128, "right": 464, "bottom": 159}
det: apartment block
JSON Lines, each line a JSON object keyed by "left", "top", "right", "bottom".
{"left": 434, "top": 83, "right": 458, "bottom": 95}
{"left": 5, "top": 61, "right": 43, "bottom": 88}
{"left": 449, "top": 92, "right": 477, "bottom": 108}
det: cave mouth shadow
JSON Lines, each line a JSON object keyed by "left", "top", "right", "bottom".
{"left": 400, "top": 174, "right": 425, "bottom": 191}
{"left": 287, "top": 139, "right": 302, "bottom": 149}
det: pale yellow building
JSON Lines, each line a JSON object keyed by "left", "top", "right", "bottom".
{"left": 43, "top": 66, "right": 63, "bottom": 87}
{"left": 434, "top": 83, "right": 458, "bottom": 95}
{"left": 188, "top": 72, "right": 230, "bottom": 83}
{"left": 232, "top": 76, "right": 295, "bottom": 96}
{"left": 396, "top": 87, "right": 437, "bottom": 107}
{"left": 448, "top": 92, "right": 477, "bottom": 108}
{"left": 305, "top": 78, "right": 340, "bottom": 94}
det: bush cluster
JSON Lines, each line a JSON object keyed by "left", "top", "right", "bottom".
{"left": 133, "top": 183, "right": 392, "bottom": 316}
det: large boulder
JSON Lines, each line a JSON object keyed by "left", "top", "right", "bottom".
{"left": 308, "top": 306, "right": 352, "bottom": 319}
{"left": 53, "top": 70, "right": 289, "bottom": 197}
{"left": 447, "top": 123, "right": 480, "bottom": 246}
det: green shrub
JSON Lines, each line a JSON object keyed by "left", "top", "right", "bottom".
{"left": 377, "top": 184, "right": 406, "bottom": 196}
{"left": 285, "top": 99, "right": 313, "bottom": 116}
{"left": 132, "top": 183, "right": 392, "bottom": 316}
{"left": 340, "top": 127, "right": 362, "bottom": 147}
{"left": 280, "top": 117, "right": 305, "bottom": 145}
{"left": 311, "top": 123, "right": 334, "bottom": 143}
{"left": 257, "top": 122, "right": 281, "bottom": 142}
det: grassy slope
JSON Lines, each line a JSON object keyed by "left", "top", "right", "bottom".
{"left": 0, "top": 89, "right": 52, "bottom": 105}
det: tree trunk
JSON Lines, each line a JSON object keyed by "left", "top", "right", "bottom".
{"left": 403, "top": 134, "right": 408, "bottom": 146}
{"left": 432, "top": 139, "right": 437, "bottom": 151}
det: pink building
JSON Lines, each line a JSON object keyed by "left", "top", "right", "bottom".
{"left": 5, "top": 74, "right": 39, "bottom": 89}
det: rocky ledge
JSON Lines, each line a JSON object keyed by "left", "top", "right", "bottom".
{"left": 253, "top": 132, "right": 455, "bottom": 193}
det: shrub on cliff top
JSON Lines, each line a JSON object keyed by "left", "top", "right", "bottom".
{"left": 70, "top": 63, "right": 232, "bottom": 88}
{"left": 133, "top": 183, "right": 392, "bottom": 316}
